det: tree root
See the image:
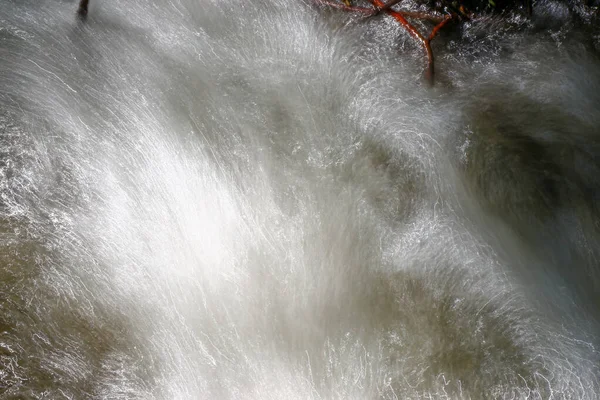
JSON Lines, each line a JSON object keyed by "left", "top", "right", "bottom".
{"left": 315, "top": 0, "right": 455, "bottom": 84}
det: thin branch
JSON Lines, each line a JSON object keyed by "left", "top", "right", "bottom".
{"left": 428, "top": 14, "right": 452, "bottom": 41}
{"left": 367, "top": 0, "right": 435, "bottom": 82}
{"left": 78, "top": 0, "right": 89, "bottom": 19}
{"left": 371, "top": 0, "right": 404, "bottom": 15}
{"left": 316, "top": 0, "right": 455, "bottom": 84}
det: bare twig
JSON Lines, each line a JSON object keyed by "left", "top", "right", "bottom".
{"left": 78, "top": 0, "right": 89, "bottom": 19}
{"left": 368, "top": 0, "right": 435, "bottom": 81}
{"left": 429, "top": 14, "right": 452, "bottom": 41}
{"left": 317, "top": 0, "right": 455, "bottom": 84}
{"left": 371, "top": 0, "right": 404, "bottom": 15}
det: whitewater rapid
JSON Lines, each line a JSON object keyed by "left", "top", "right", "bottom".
{"left": 1, "top": 0, "right": 599, "bottom": 398}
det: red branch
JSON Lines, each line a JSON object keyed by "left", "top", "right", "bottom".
{"left": 316, "top": 0, "right": 454, "bottom": 84}
{"left": 429, "top": 15, "right": 452, "bottom": 41}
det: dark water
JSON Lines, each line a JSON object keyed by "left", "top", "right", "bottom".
{"left": 1, "top": 0, "right": 599, "bottom": 398}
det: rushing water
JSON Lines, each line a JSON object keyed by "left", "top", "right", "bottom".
{"left": 1, "top": 0, "right": 599, "bottom": 398}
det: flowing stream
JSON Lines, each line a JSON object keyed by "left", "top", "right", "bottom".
{"left": 1, "top": 0, "right": 599, "bottom": 398}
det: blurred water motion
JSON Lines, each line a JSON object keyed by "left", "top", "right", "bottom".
{"left": 0, "top": 0, "right": 599, "bottom": 398}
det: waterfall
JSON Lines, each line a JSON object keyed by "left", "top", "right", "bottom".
{"left": 0, "top": 0, "right": 599, "bottom": 398}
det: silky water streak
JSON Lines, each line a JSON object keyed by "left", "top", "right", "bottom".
{"left": 0, "top": 0, "right": 599, "bottom": 398}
